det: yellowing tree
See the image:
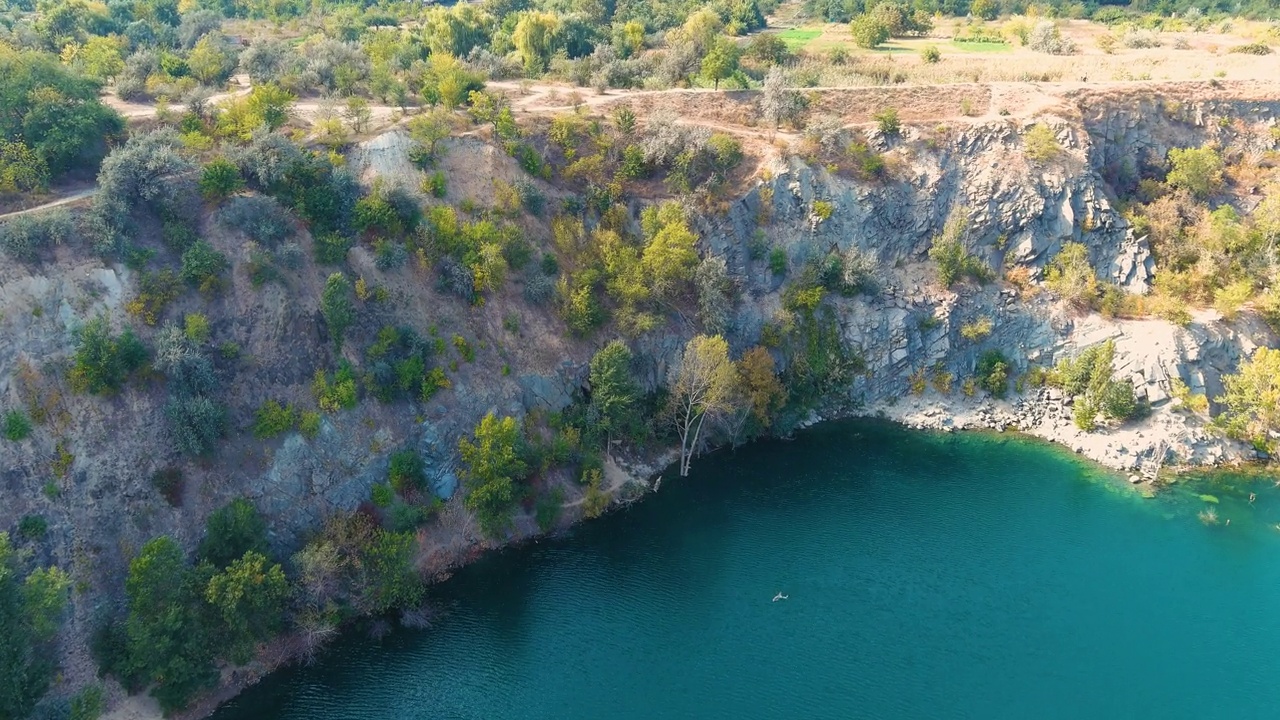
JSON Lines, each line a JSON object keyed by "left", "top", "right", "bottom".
{"left": 1216, "top": 347, "right": 1280, "bottom": 447}
{"left": 512, "top": 12, "right": 561, "bottom": 74}
{"left": 669, "top": 335, "right": 739, "bottom": 476}
{"left": 642, "top": 214, "right": 699, "bottom": 298}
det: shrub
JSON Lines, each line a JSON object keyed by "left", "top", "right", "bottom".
{"left": 1027, "top": 21, "right": 1077, "bottom": 54}
{"left": 299, "top": 411, "right": 322, "bottom": 439}
{"left": 1216, "top": 347, "right": 1280, "bottom": 447}
{"left": 0, "top": 209, "right": 74, "bottom": 263}
{"left": 199, "top": 157, "right": 243, "bottom": 200}
{"left": 850, "top": 14, "right": 890, "bottom": 48}
{"left": 373, "top": 239, "right": 409, "bottom": 271}
{"left": 125, "top": 269, "right": 181, "bottom": 325}
{"left": 768, "top": 247, "right": 788, "bottom": 275}
{"left": 424, "top": 170, "right": 447, "bottom": 198}
{"left": 17, "top": 514, "right": 47, "bottom": 540}
{"left": 166, "top": 395, "right": 225, "bottom": 456}
{"left": 1229, "top": 42, "right": 1272, "bottom": 55}
{"left": 198, "top": 498, "right": 269, "bottom": 569}
{"left": 812, "top": 200, "right": 834, "bottom": 221}
{"left": 320, "top": 273, "right": 354, "bottom": 351}
{"left": 929, "top": 238, "right": 989, "bottom": 286}
{"left": 314, "top": 233, "right": 353, "bottom": 265}
{"left": 180, "top": 241, "right": 230, "bottom": 291}
{"left": 252, "top": 400, "right": 297, "bottom": 439}
{"left": 4, "top": 409, "right": 32, "bottom": 441}
{"left": 1166, "top": 146, "right": 1224, "bottom": 199}
{"left": 184, "top": 313, "right": 210, "bottom": 344}
{"left": 1122, "top": 29, "right": 1162, "bottom": 48}
{"left": 580, "top": 469, "right": 610, "bottom": 519}
{"left": 1023, "top": 123, "right": 1061, "bottom": 162}
{"left": 960, "top": 317, "right": 993, "bottom": 341}
{"left": 874, "top": 107, "right": 901, "bottom": 137}
{"left": 920, "top": 45, "right": 941, "bottom": 63}
{"left": 69, "top": 315, "right": 149, "bottom": 394}
{"left": 313, "top": 362, "right": 359, "bottom": 413}
{"left": 388, "top": 449, "right": 425, "bottom": 495}
{"left": 150, "top": 467, "right": 184, "bottom": 506}
{"left": 976, "top": 350, "right": 1011, "bottom": 398}
{"left": 1050, "top": 339, "right": 1139, "bottom": 429}
{"left": 523, "top": 273, "right": 554, "bottom": 305}
{"left": 1045, "top": 242, "right": 1099, "bottom": 308}
{"left": 459, "top": 413, "right": 527, "bottom": 537}
{"left": 1214, "top": 280, "right": 1253, "bottom": 321}
{"left": 215, "top": 196, "right": 293, "bottom": 247}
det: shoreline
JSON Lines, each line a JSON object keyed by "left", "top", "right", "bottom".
{"left": 105, "top": 393, "right": 1263, "bottom": 720}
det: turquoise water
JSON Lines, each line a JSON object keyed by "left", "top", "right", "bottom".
{"left": 213, "top": 420, "right": 1280, "bottom": 719}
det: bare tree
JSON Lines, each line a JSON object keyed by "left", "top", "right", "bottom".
{"left": 669, "top": 334, "right": 739, "bottom": 476}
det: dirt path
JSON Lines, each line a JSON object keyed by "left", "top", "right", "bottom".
{"left": 0, "top": 187, "right": 98, "bottom": 221}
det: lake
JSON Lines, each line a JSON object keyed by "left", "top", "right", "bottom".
{"left": 212, "top": 419, "right": 1280, "bottom": 719}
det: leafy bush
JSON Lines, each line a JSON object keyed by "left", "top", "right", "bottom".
{"left": 929, "top": 237, "right": 990, "bottom": 286}
{"left": 313, "top": 361, "right": 359, "bottom": 412}
{"left": 388, "top": 449, "right": 425, "bottom": 495}
{"left": 960, "top": 317, "right": 993, "bottom": 341}
{"left": 253, "top": 400, "right": 297, "bottom": 439}
{"left": 1027, "top": 21, "right": 1077, "bottom": 54}
{"left": 873, "top": 107, "right": 901, "bottom": 137}
{"left": 1216, "top": 347, "right": 1280, "bottom": 447}
{"left": 166, "top": 395, "right": 225, "bottom": 456}
{"left": 1229, "top": 42, "right": 1272, "bottom": 55}
{"left": 4, "top": 409, "right": 32, "bottom": 441}
{"left": 1045, "top": 242, "right": 1099, "bottom": 308}
{"left": 373, "top": 239, "right": 409, "bottom": 271}
{"left": 768, "top": 247, "right": 788, "bottom": 275}
{"left": 1, "top": 531, "right": 71, "bottom": 720}
{"left": 215, "top": 196, "right": 293, "bottom": 247}
{"left": 320, "top": 273, "right": 354, "bottom": 351}
{"left": 0, "top": 209, "right": 74, "bottom": 263}
{"left": 920, "top": 45, "right": 941, "bottom": 63}
{"left": 1049, "top": 340, "right": 1139, "bottom": 430}
{"left": 17, "top": 514, "right": 47, "bottom": 540}
{"left": 69, "top": 315, "right": 149, "bottom": 395}
{"left": 1166, "top": 146, "right": 1224, "bottom": 199}
{"left": 180, "top": 241, "right": 230, "bottom": 291}
{"left": 299, "top": 411, "right": 322, "bottom": 439}
{"left": 1023, "top": 123, "right": 1061, "bottom": 162}
{"left": 314, "top": 233, "right": 353, "bottom": 265}
{"left": 198, "top": 498, "right": 269, "bottom": 569}
{"left": 975, "top": 350, "right": 1011, "bottom": 398}
{"left": 199, "top": 157, "right": 244, "bottom": 200}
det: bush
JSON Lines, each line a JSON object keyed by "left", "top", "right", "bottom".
{"left": 199, "top": 157, "right": 243, "bottom": 200}
{"left": 69, "top": 315, "right": 149, "bottom": 395}
{"left": 4, "top": 409, "right": 32, "bottom": 441}
{"left": 459, "top": 413, "right": 527, "bottom": 537}
{"left": 150, "top": 467, "right": 184, "bottom": 506}
{"left": 1166, "top": 146, "right": 1224, "bottom": 199}
{"left": 320, "top": 273, "right": 354, "bottom": 351}
{"left": 180, "top": 241, "right": 230, "bottom": 291}
{"left": 1045, "top": 242, "right": 1099, "bottom": 308}
{"left": 184, "top": 313, "right": 210, "bottom": 344}
{"left": 0, "top": 209, "right": 74, "bottom": 263}
{"left": 1050, "top": 339, "right": 1139, "bottom": 429}
{"left": 1229, "top": 42, "right": 1272, "bottom": 55}
{"left": 874, "top": 107, "right": 901, "bottom": 137}
{"left": 314, "top": 233, "right": 353, "bottom": 265}
{"left": 299, "top": 411, "right": 322, "bottom": 439}
{"left": 424, "top": 170, "right": 447, "bottom": 198}
{"left": 198, "top": 498, "right": 269, "bottom": 569}
{"left": 17, "top": 514, "right": 47, "bottom": 540}
{"left": 920, "top": 45, "right": 941, "bottom": 63}
{"left": 850, "top": 14, "right": 890, "bottom": 48}
{"left": 1023, "top": 123, "right": 1061, "bottom": 162}
{"left": 960, "top": 317, "right": 993, "bottom": 341}
{"left": 313, "top": 362, "right": 359, "bottom": 412}
{"left": 768, "top": 247, "right": 788, "bottom": 275}
{"left": 976, "top": 350, "right": 1010, "bottom": 398}
{"left": 388, "top": 449, "right": 425, "bottom": 495}
{"left": 373, "top": 239, "right": 409, "bottom": 271}
{"left": 1028, "top": 21, "right": 1076, "bottom": 54}
{"left": 166, "top": 395, "right": 225, "bottom": 456}
{"left": 215, "top": 196, "right": 293, "bottom": 247}
{"left": 252, "top": 400, "right": 297, "bottom": 439}
{"left": 523, "top": 273, "right": 554, "bottom": 305}
{"left": 929, "top": 238, "right": 989, "bottom": 286}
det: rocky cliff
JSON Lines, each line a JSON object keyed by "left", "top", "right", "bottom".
{"left": 1, "top": 86, "right": 1277, "bottom": 714}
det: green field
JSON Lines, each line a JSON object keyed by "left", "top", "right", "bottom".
{"left": 777, "top": 27, "right": 823, "bottom": 49}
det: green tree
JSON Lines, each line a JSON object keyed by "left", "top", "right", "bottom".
{"left": 0, "top": 533, "right": 70, "bottom": 720}
{"left": 641, "top": 212, "right": 699, "bottom": 298}
{"left": 0, "top": 141, "right": 50, "bottom": 195}
{"left": 197, "top": 498, "right": 269, "bottom": 569}
{"left": 321, "top": 272, "right": 354, "bottom": 351}
{"left": 357, "top": 529, "right": 424, "bottom": 613}
{"left": 122, "top": 537, "right": 217, "bottom": 713}
{"left": 459, "top": 413, "right": 527, "bottom": 537}
{"left": 588, "top": 340, "right": 640, "bottom": 442}
{"left": 199, "top": 157, "right": 243, "bottom": 200}
{"left": 0, "top": 50, "right": 124, "bottom": 177}
{"left": 187, "top": 35, "right": 237, "bottom": 85}
{"left": 205, "top": 551, "right": 288, "bottom": 663}
{"left": 68, "top": 314, "right": 148, "bottom": 394}
{"left": 1166, "top": 146, "right": 1224, "bottom": 199}
{"left": 850, "top": 14, "right": 890, "bottom": 48}
{"left": 700, "top": 38, "right": 740, "bottom": 90}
